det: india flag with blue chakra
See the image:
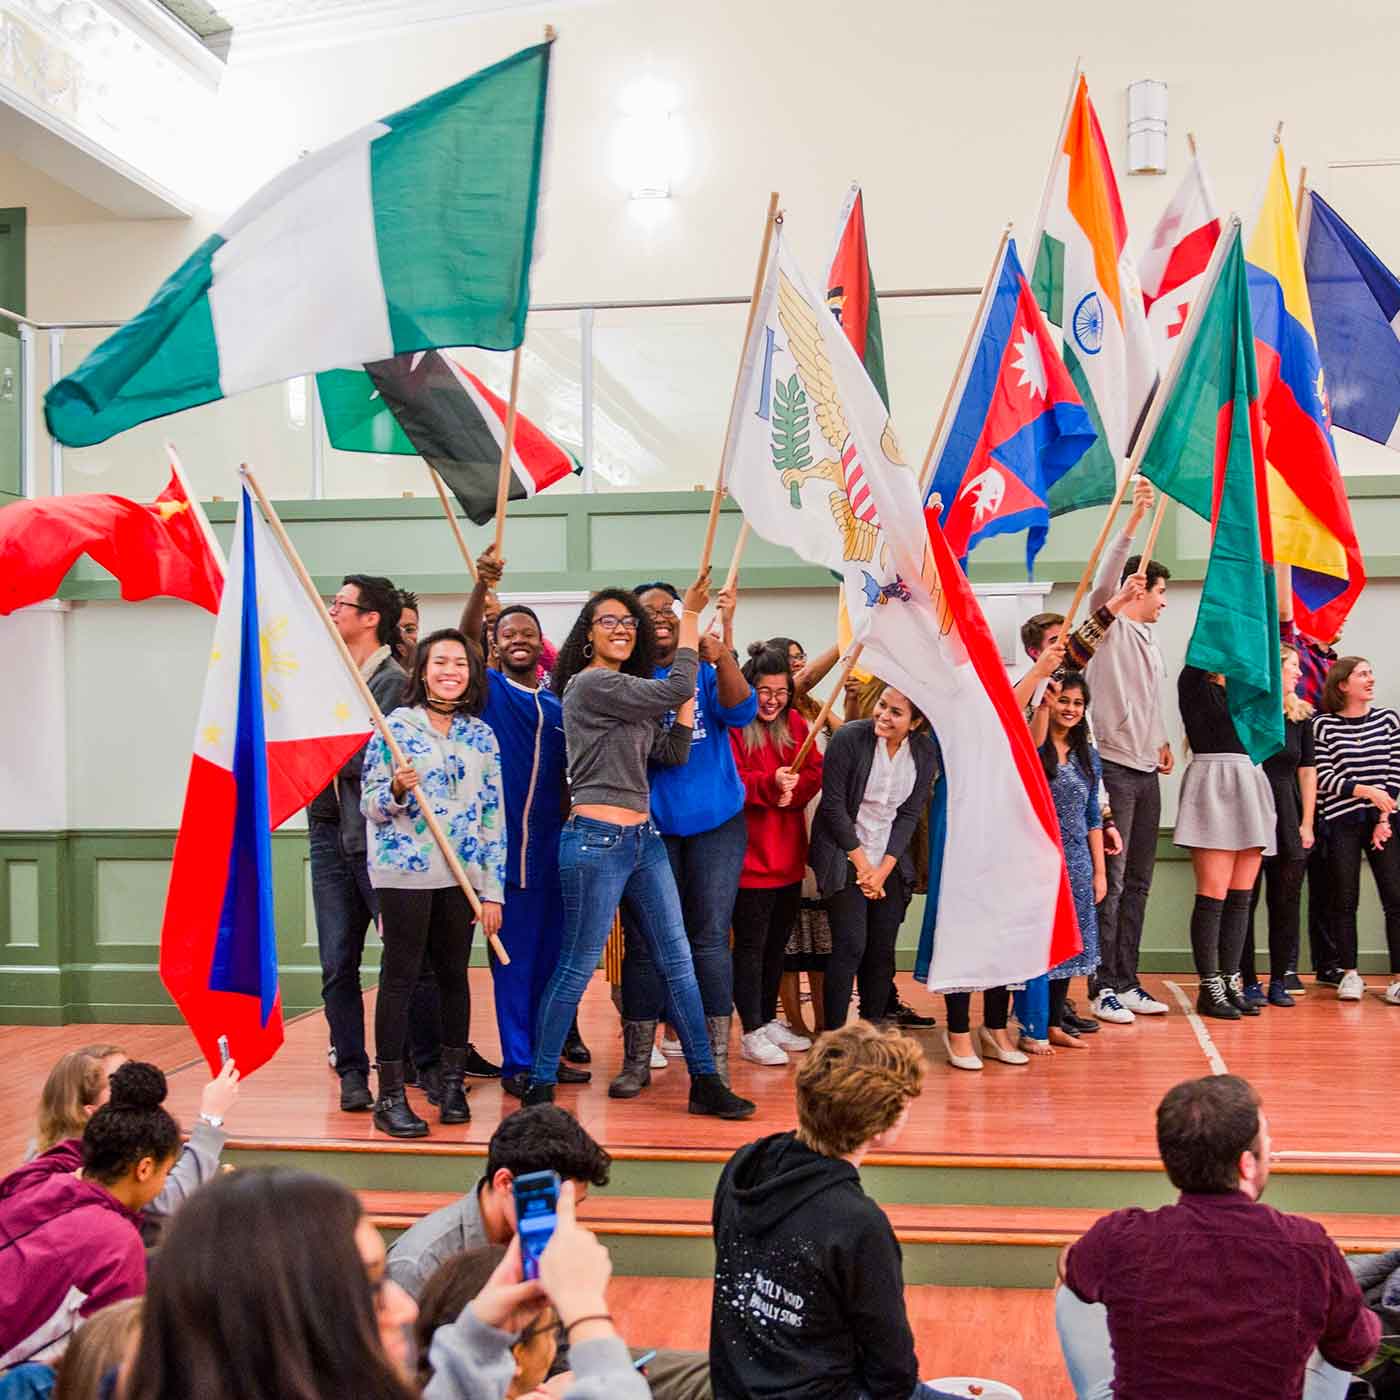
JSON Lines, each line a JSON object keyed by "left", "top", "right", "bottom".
{"left": 46, "top": 39, "right": 552, "bottom": 447}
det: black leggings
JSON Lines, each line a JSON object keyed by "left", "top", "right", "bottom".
{"left": 374, "top": 886, "right": 474, "bottom": 1063}
{"left": 1048, "top": 976, "right": 1071, "bottom": 1030}
{"left": 944, "top": 987, "right": 1011, "bottom": 1035}
{"left": 1327, "top": 816, "right": 1400, "bottom": 973}
{"left": 731, "top": 883, "right": 802, "bottom": 1033}
{"left": 1242, "top": 854, "right": 1307, "bottom": 982}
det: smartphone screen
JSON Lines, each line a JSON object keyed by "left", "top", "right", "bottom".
{"left": 513, "top": 1169, "right": 560, "bottom": 1281}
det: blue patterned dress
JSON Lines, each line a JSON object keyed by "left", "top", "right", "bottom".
{"left": 1047, "top": 742, "right": 1103, "bottom": 979}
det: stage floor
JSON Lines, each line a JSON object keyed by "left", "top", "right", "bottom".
{"left": 6, "top": 970, "right": 1399, "bottom": 1169}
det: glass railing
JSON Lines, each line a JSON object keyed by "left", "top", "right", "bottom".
{"left": 1, "top": 282, "right": 987, "bottom": 502}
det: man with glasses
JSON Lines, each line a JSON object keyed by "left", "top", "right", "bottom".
{"left": 309, "top": 574, "right": 442, "bottom": 1112}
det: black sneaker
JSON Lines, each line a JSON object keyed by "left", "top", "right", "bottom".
{"left": 891, "top": 999, "right": 937, "bottom": 1029}
{"left": 1314, "top": 966, "right": 1344, "bottom": 988}
{"left": 1282, "top": 971, "right": 1306, "bottom": 995}
{"left": 1062, "top": 999, "right": 1099, "bottom": 1034}
{"left": 339, "top": 1068, "right": 373, "bottom": 1112}
{"left": 521, "top": 1080, "right": 555, "bottom": 1107}
{"left": 463, "top": 1044, "right": 501, "bottom": 1078}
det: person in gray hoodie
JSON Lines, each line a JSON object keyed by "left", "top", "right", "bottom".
{"left": 1084, "top": 477, "right": 1175, "bottom": 1025}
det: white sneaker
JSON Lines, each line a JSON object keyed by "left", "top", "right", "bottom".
{"left": 649, "top": 1044, "right": 668, "bottom": 1069}
{"left": 660, "top": 1034, "right": 683, "bottom": 1057}
{"left": 1384, "top": 980, "right": 1400, "bottom": 1006}
{"left": 1120, "top": 986, "right": 1168, "bottom": 1015}
{"left": 1337, "top": 970, "right": 1366, "bottom": 1001}
{"left": 763, "top": 1020, "right": 812, "bottom": 1051}
{"left": 1093, "top": 990, "right": 1135, "bottom": 1024}
{"left": 741, "top": 1029, "right": 789, "bottom": 1066}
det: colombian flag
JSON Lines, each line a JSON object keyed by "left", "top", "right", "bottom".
{"left": 1246, "top": 146, "right": 1365, "bottom": 641}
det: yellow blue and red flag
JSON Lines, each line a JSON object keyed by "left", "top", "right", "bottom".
{"left": 1246, "top": 146, "right": 1365, "bottom": 640}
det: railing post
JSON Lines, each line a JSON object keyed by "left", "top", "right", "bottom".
{"left": 48, "top": 329, "right": 64, "bottom": 495}
{"left": 309, "top": 373, "right": 325, "bottom": 499}
{"left": 579, "top": 305, "right": 595, "bottom": 493}
{"left": 18, "top": 323, "right": 35, "bottom": 498}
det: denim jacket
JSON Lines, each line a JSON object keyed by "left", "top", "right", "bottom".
{"left": 361, "top": 706, "right": 507, "bottom": 901}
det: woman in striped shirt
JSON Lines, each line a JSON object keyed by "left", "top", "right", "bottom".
{"left": 1312, "top": 657, "right": 1400, "bottom": 1006}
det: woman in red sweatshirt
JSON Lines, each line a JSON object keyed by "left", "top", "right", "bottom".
{"left": 730, "top": 643, "right": 824, "bottom": 1069}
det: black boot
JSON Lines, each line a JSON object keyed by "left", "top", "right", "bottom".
{"left": 418, "top": 1062, "right": 444, "bottom": 1107}
{"left": 339, "top": 1068, "right": 372, "bottom": 1111}
{"left": 706, "top": 1014, "right": 734, "bottom": 1088}
{"left": 563, "top": 1016, "right": 592, "bottom": 1065}
{"left": 689, "top": 1073, "right": 756, "bottom": 1120}
{"left": 373, "top": 1060, "right": 429, "bottom": 1137}
{"left": 1225, "top": 972, "right": 1262, "bottom": 1017}
{"left": 521, "top": 1080, "right": 555, "bottom": 1107}
{"left": 438, "top": 1047, "right": 471, "bottom": 1124}
{"left": 609, "top": 1019, "right": 656, "bottom": 1099}
{"left": 1196, "top": 975, "right": 1241, "bottom": 1020}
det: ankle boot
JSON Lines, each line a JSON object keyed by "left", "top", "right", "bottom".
{"left": 609, "top": 1020, "right": 656, "bottom": 1099}
{"left": 688, "top": 1072, "right": 756, "bottom": 1120}
{"left": 373, "top": 1060, "right": 429, "bottom": 1138}
{"left": 1225, "top": 972, "right": 1261, "bottom": 1017}
{"left": 705, "top": 1014, "right": 734, "bottom": 1088}
{"left": 1196, "top": 975, "right": 1241, "bottom": 1021}
{"left": 438, "top": 1047, "right": 471, "bottom": 1124}
{"left": 563, "top": 1015, "right": 592, "bottom": 1065}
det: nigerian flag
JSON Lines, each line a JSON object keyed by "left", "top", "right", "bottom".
{"left": 1138, "top": 218, "right": 1284, "bottom": 763}
{"left": 46, "top": 40, "right": 551, "bottom": 447}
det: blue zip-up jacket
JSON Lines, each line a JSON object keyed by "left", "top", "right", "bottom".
{"left": 480, "top": 670, "right": 566, "bottom": 891}
{"left": 649, "top": 658, "right": 757, "bottom": 837}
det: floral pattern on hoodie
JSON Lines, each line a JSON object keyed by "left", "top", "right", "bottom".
{"left": 361, "top": 706, "right": 506, "bottom": 901}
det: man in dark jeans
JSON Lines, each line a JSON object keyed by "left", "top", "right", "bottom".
{"left": 308, "top": 573, "right": 446, "bottom": 1112}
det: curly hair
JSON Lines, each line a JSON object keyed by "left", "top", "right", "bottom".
{"left": 1039, "top": 672, "right": 1096, "bottom": 786}
{"left": 82, "top": 1061, "right": 181, "bottom": 1185}
{"left": 795, "top": 1022, "right": 925, "bottom": 1157}
{"left": 550, "top": 588, "right": 659, "bottom": 696}
{"left": 404, "top": 628, "right": 486, "bottom": 717}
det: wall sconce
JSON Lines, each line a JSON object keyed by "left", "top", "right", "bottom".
{"left": 286, "top": 376, "right": 308, "bottom": 429}
{"left": 618, "top": 79, "right": 675, "bottom": 200}
{"left": 1127, "top": 79, "right": 1168, "bottom": 174}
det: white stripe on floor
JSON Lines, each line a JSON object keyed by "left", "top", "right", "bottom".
{"left": 1164, "top": 979, "right": 1229, "bottom": 1075}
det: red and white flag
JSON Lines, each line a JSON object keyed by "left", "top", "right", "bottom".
{"left": 1140, "top": 155, "right": 1221, "bottom": 370}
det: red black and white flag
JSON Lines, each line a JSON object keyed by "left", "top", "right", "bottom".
{"left": 1140, "top": 154, "right": 1221, "bottom": 370}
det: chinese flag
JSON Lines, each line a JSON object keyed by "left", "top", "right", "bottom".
{"left": 0, "top": 467, "right": 224, "bottom": 615}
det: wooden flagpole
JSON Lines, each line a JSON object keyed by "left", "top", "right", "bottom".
{"left": 699, "top": 190, "right": 783, "bottom": 575}
{"left": 428, "top": 466, "right": 478, "bottom": 581}
{"left": 1136, "top": 493, "right": 1170, "bottom": 571}
{"left": 722, "top": 520, "right": 752, "bottom": 593}
{"left": 240, "top": 465, "right": 508, "bottom": 963}
{"left": 490, "top": 346, "right": 524, "bottom": 557}
{"left": 1028, "top": 58, "right": 1083, "bottom": 277}
{"left": 790, "top": 644, "right": 864, "bottom": 771}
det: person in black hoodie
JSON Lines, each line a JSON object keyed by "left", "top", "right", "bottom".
{"left": 709, "top": 1022, "right": 968, "bottom": 1400}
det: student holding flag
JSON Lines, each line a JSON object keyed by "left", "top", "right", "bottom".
{"left": 361, "top": 632, "right": 506, "bottom": 1137}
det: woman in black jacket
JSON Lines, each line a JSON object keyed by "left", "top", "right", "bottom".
{"left": 808, "top": 685, "right": 937, "bottom": 1032}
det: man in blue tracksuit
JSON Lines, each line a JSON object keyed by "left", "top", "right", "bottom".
{"left": 619, "top": 580, "right": 757, "bottom": 1086}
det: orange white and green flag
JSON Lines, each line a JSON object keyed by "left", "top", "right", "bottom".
{"left": 1032, "top": 72, "right": 1157, "bottom": 516}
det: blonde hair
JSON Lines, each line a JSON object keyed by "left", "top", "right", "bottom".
{"left": 795, "top": 1022, "right": 926, "bottom": 1157}
{"left": 35, "top": 1049, "right": 108, "bottom": 1154}
{"left": 1280, "top": 645, "right": 1315, "bottom": 724}
{"left": 53, "top": 1298, "right": 142, "bottom": 1400}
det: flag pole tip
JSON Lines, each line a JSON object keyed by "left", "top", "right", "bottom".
{"left": 543, "top": 23, "right": 556, "bottom": 40}
{"left": 1274, "top": 120, "right": 1284, "bottom": 143}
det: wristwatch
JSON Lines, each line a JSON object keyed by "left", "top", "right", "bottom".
{"left": 198, "top": 1112, "right": 224, "bottom": 1128}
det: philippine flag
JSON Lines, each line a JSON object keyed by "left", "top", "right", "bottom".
{"left": 159, "top": 484, "right": 374, "bottom": 1075}
{"left": 926, "top": 237, "right": 1096, "bottom": 574}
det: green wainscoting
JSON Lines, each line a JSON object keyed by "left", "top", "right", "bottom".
{"left": 2, "top": 828, "right": 1393, "bottom": 1024}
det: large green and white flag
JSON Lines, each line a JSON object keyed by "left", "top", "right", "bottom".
{"left": 46, "top": 40, "right": 552, "bottom": 448}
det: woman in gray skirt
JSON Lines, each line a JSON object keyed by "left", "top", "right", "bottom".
{"left": 1175, "top": 666, "right": 1277, "bottom": 1020}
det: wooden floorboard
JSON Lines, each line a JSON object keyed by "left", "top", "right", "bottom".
{"left": 5, "top": 971, "right": 1400, "bottom": 1170}
{"left": 607, "top": 1276, "right": 1069, "bottom": 1400}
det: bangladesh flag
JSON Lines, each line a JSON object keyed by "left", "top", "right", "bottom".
{"left": 1137, "top": 220, "right": 1284, "bottom": 763}
{"left": 47, "top": 40, "right": 551, "bottom": 447}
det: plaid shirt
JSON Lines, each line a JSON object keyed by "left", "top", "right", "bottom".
{"left": 1282, "top": 620, "right": 1336, "bottom": 710}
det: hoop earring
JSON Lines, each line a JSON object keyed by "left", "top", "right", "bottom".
{"left": 582, "top": 641, "right": 594, "bottom": 659}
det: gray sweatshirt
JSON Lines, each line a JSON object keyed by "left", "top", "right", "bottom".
{"left": 563, "top": 648, "right": 698, "bottom": 811}
{"left": 1085, "top": 530, "right": 1168, "bottom": 773}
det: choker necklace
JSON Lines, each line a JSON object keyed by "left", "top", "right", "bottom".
{"left": 424, "top": 697, "right": 459, "bottom": 715}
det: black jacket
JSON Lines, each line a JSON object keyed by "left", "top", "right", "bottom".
{"left": 807, "top": 720, "right": 937, "bottom": 899}
{"left": 709, "top": 1131, "right": 919, "bottom": 1400}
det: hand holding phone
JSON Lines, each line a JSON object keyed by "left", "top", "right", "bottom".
{"left": 513, "top": 1170, "right": 561, "bottom": 1282}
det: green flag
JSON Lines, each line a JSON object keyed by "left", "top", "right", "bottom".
{"left": 1138, "top": 220, "right": 1284, "bottom": 763}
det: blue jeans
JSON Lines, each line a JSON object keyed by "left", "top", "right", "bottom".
{"left": 621, "top": 809, "right": 747, "bottom": 1020}
{"left": 531, "top": 817, "right": 716, "bottom": 1085}
{"left": 1054, "top": 1284, "right": 1351, "bottom": 1400}
{"left": 308, "top": 820, "right": 441, "bottom": 1077}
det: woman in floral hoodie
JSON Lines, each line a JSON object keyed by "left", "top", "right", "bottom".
{"left": 362, "top": 629, "right": 506, "bottom": 1139}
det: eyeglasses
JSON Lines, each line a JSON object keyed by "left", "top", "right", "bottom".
{"left": 328, "top": 598, "right": 371, "bottom": 614}
{"left": 756, "top": 687, "right": 790, "bottom": 702}
{"left": 789, "top": 652, "right": 806, "bottom": 665}
{"left": 593, "top": 615, "right": 639, "bottom": 633}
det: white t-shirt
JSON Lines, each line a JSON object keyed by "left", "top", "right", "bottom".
{"left": 854, "top": 737, "right": 917, "bottom": 868}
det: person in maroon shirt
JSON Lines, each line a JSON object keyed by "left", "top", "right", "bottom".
{"left": 1055, "top": 1074, "right": 1378, "bottom": 1399}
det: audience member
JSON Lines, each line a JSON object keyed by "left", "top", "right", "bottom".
{"left": 808, "top": 688, "right": 936, "bottom": 1031}
{"left": 50, "top": 1298, "right": 140, "bottom": 1400}
{"left": 361, "top": 629, "right": 506, "bottom": 1136}
{"left": 462, "top": 546, "right": 587, "bottom": 1099}
{"left": 710, "top": 1021, "right": 967, "bottom": 1400}
{"left": 387, "top": 1106, "right": 611, "bottom": 1298}
{"left": 621, "top": 579, "right": 756, "bottom": 1086}
{"left": 1057, "top": 1073, "right": 1380, "bottom": 1399}
{"left": 524, "top": 579, "right": 755, "bottom": 1119}
{"left": 1242, "top": 644, "right": 1318, "bottom": 1007}
{"left": 1, "top": 1063, "right": 180, "bottom": 1369}
{"left": 396, "top": 589, "right": 420, "bottom": 671}
{"left": 1084, "top": 478, "right": 1173, "bottom": 1024}
{"left": 1175, "top": 666, "right": 1277, "bottom": 1020}
{"left": 728, "top": 643, "right": 822, "bottom": 1070}
{"left": 1313, "top": 656, "right": 1400, "bottom": 1005}
{"left": 308, "top": 572, "right": 441, "bottom": 1115}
